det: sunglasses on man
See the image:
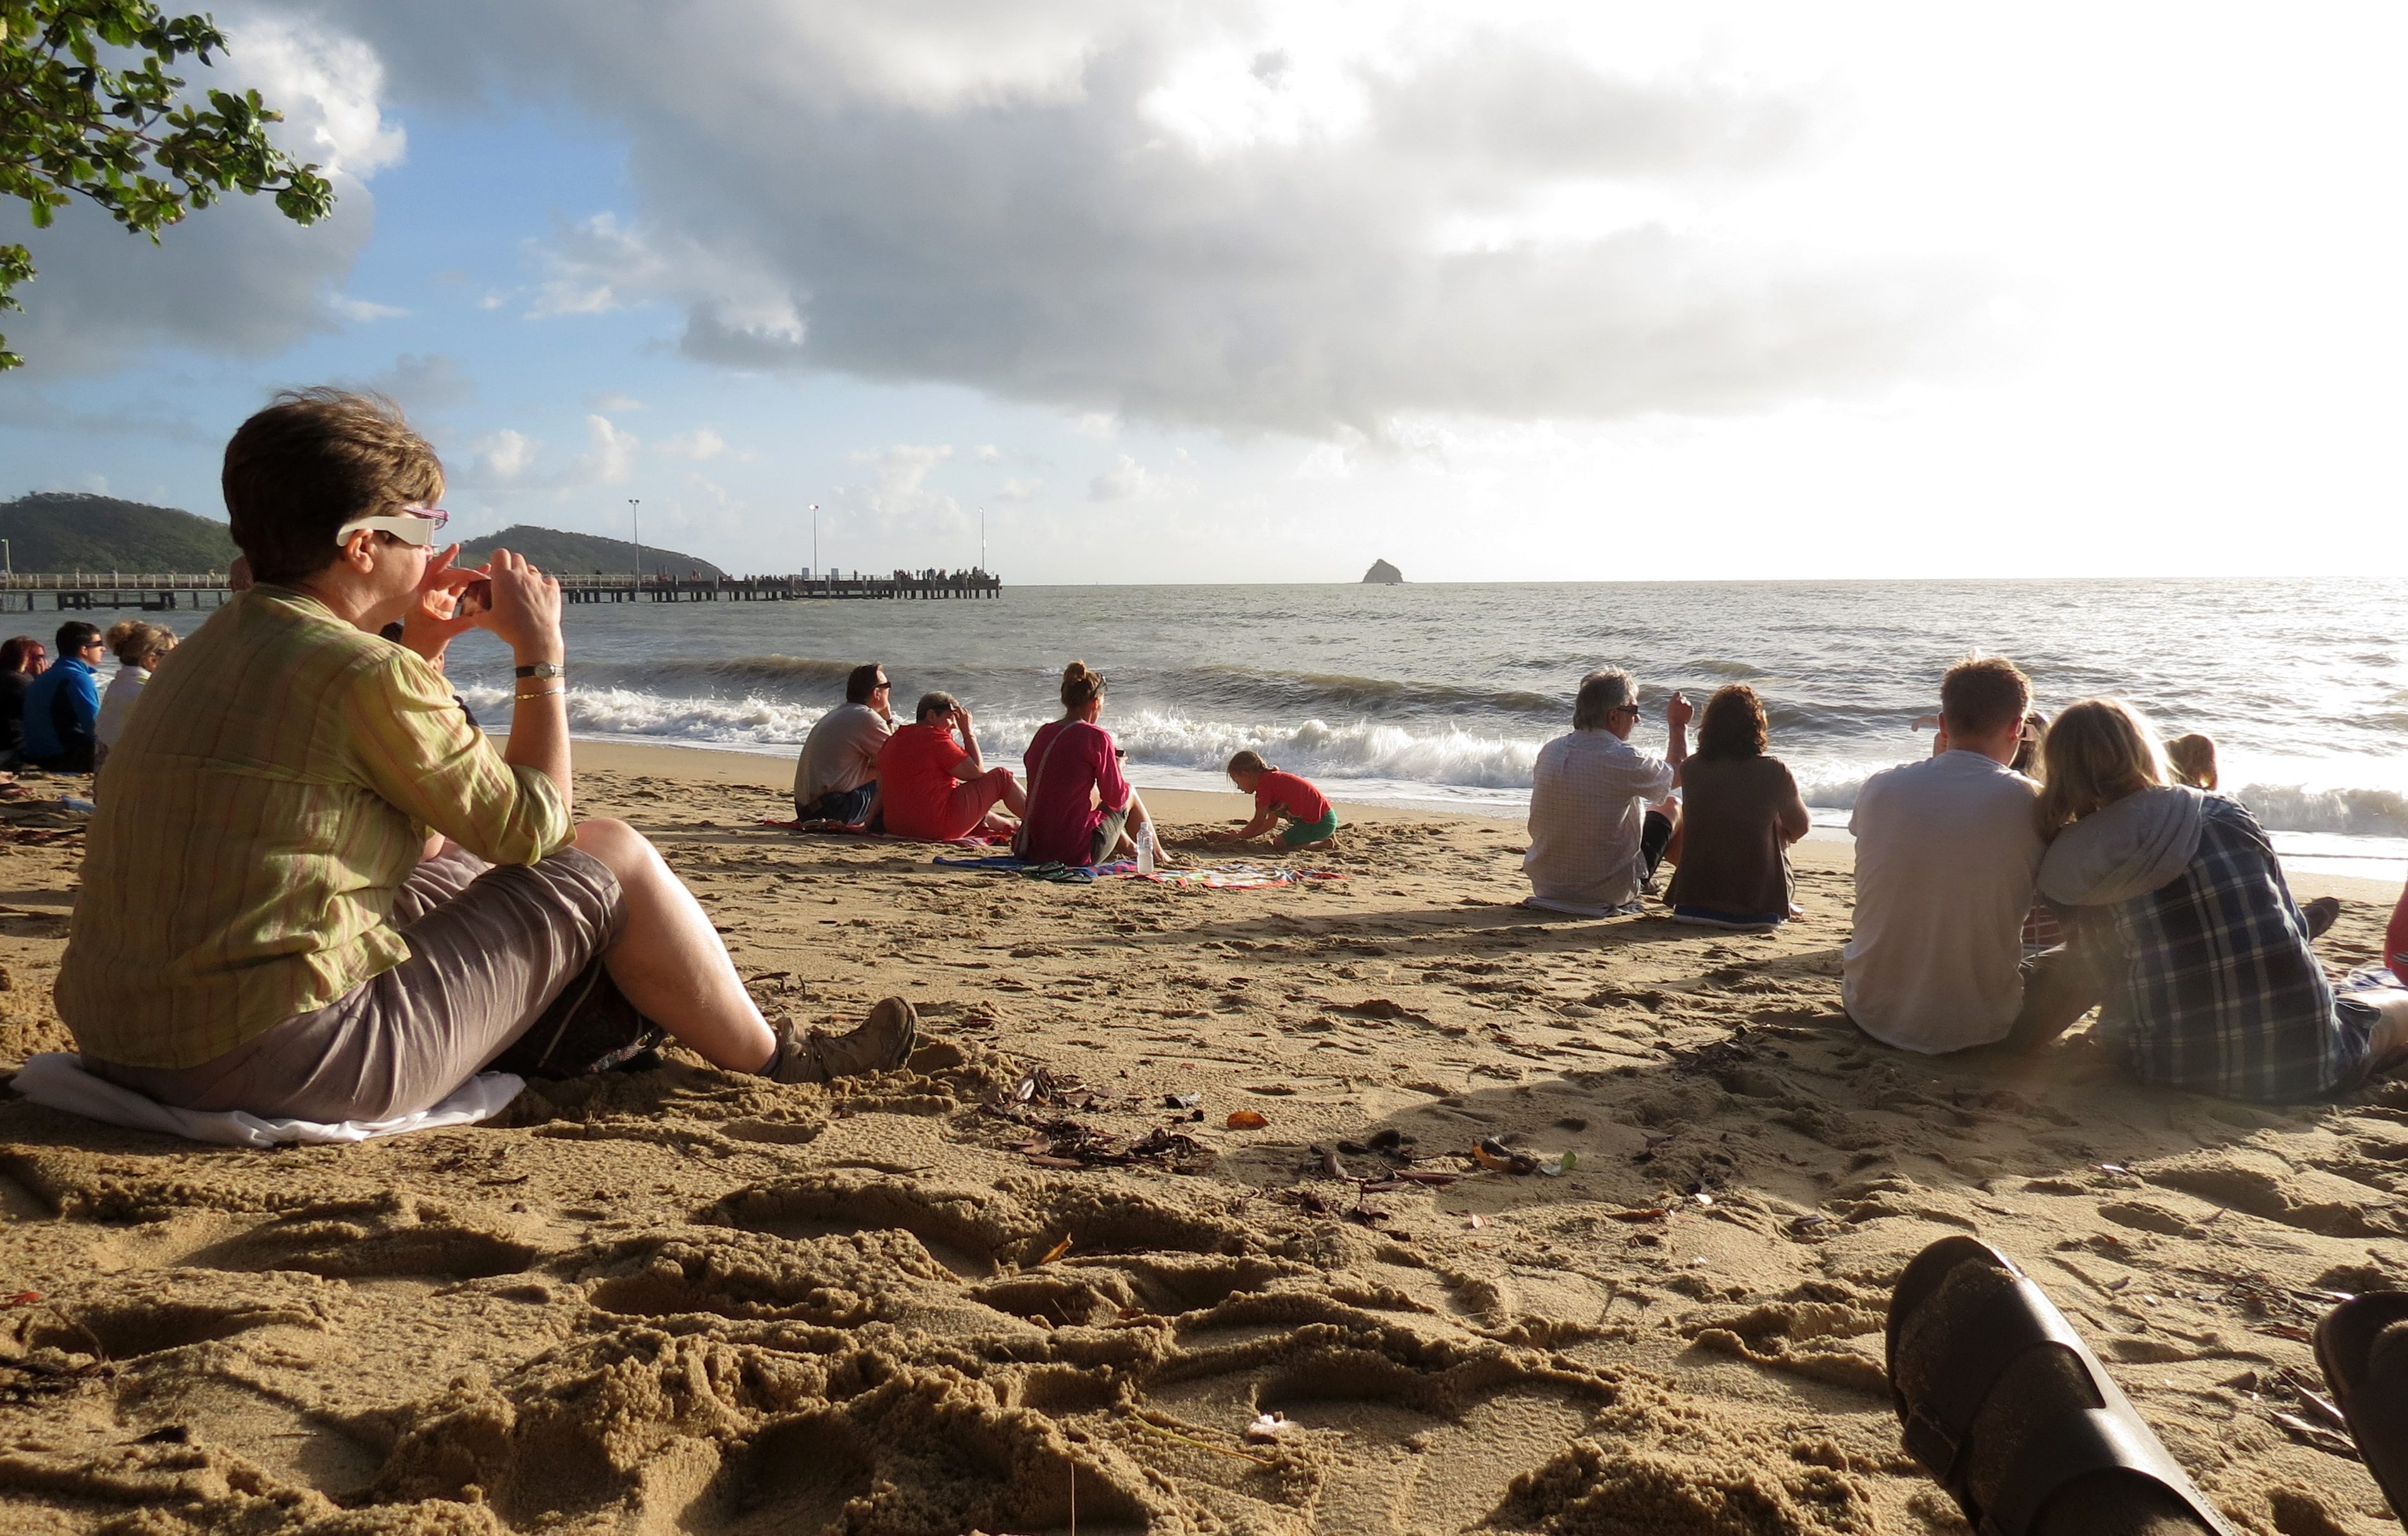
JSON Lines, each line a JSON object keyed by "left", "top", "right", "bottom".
{"left": 335, "top": 504, "right": 449, "bottom": 547}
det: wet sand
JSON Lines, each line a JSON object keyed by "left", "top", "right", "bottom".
{"left": 1, "top": 740, "right": 2403, "bottom": 1534}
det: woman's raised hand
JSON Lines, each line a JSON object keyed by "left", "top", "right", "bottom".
{"left": 479, "top": 547, "right": 564, "bottom": 663}
{"left": 397, "top": 544, "right": 488, "bottom": 665}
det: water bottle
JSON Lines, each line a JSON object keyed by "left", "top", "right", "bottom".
{"left": 1136, "top": 822, "right": 1157, "bottom": 875}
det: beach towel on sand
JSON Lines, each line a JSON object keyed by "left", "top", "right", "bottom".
{"left": 931, "top": 853, "right": 1139, "bottom": 884}
{"left": 8, "top": 1053, "right": 522, "bottom": 1148}
{"left": 1132, "top": 863, "right": 1341, "bottom": 890}
{"left": 761, "top": 818, "right": 1011, "bottom": 847}
{"left": 932, "top": 855, "right": 1339, "bottom": 889}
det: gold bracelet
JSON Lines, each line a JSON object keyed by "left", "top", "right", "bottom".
{"left": 514, "top": 687, "right": 564, "bottom": 699}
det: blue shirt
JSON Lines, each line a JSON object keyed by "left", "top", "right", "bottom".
{"left": 22, "top": 656, "right": 99, "bottom": 764}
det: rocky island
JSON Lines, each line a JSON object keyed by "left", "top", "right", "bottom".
{"left": 1361, "top": 558, "right": 1403, "bottom": 584}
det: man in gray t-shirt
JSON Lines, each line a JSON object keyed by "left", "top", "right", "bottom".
{"left": 793, "top": 663, "right": 895, "bottom": 823}
{"left": 1844, "top": 657, "right": 2045, "bottom": 1052}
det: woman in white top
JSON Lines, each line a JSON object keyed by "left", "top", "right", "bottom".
{"left": 96, "top": 620, "right": 177, "bottom": 755}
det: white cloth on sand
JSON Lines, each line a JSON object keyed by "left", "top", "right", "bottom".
{"left": 9, "top": 1052, "right": 522, "bottom": 1148}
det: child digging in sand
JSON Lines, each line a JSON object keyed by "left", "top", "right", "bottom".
{"left": 1211, "top": 750, "right": 1338, "bottom": 849}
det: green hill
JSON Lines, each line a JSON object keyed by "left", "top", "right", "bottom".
{"left": 0, "top": 494, "right": 239, "bottom": 573}
{"left": 0, "top": 499, "right": 729, "bottom": 580}
{"left": 459, "top": 525, "right": 726, "bottom": 581}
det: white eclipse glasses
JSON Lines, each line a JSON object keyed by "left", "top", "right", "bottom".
{"left": 334, "top": 504, "right": 449, "bottom": 547}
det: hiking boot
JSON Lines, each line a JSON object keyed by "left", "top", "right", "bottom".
{"left": 766, "top": 996, "right": 919, "bottom": 1085}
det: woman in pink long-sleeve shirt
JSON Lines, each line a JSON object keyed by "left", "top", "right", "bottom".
{"left": 1019, "top": 661, "right": 1155, "bottom": 866}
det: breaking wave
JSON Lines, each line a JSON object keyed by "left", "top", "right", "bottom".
{"left": 457, "top": 680, "right": 2408, "bottom": 840}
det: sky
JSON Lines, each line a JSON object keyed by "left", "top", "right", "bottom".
{"left": 3, "top": 3, "right": 2404, "bottom": 585}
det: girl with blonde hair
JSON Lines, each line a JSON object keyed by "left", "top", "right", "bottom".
{"left": 2023, "top": 699, "right": 2406, "bottom": 1099}
{"left": 96, "top": 620, "right": 177, "bottom": 756}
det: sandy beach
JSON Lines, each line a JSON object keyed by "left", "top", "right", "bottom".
{"left": 3, "top": 740, "right": 2404, "bottom": 1535}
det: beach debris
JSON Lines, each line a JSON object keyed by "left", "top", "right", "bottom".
{"left": 1024, "top": 1126, "right": 1210, "bottom": 1173}
{"left": 1346, "top": 998, "right": 1418, "bottom": 1019}
{"left": 1535, "top": 1151, "right": 1578, "bottom": 1178}
{"left": 1012, "top": 1067, "right": 1068, "bottom": 1104}
{"left": 1473, "top": 1137, "right": 1540, "bottom": 1175}
{"left": 1368, "top": 1127, "right": 1407, "bottom": 1152}
{"left": 1162, "top": 1092, "right": 1201, "bottom": 1109}
{"left": 1388, "top": 1169, "right": 1462, "bottom": 1187}
{"left": 1467, "top": 1213, "right": 1489, "bottom": 1229}
{"left": 1130, "top": 1413, "right": 1276, "bottom": 1465}
{"left": 1319, "top": 1147, "right": 1351, "bottom": 1180}
{"left": 4, "top": 1292, "right": 42, "bottom": 1308}
{"left": 2271, "top": 1410, "right": 2359, "bottom": 1459}
{"left": 1608, "top": 1208, "right": 1671, "bottom": 1224}
{"left": 1036, "top": 1236, "right": 1073, "bottom": 1266}
{"left": 1227, "top": 1109, "right": 1269, "bottom": 1130}
{"left": 1245, "top": 1412, "right": 1302, "bottom": 1443}
{"left": 1692, "top": 1192, "right": 1715, "bottom": 1208}
{"left": 2276, "top": 1368, "right": 2352, "bottom": 1432}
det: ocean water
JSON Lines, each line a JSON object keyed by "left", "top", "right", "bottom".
{"left": 423, "top": 577, "right": 2408, "bottom": 878}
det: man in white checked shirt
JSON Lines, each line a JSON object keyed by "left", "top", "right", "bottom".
{"left": 1524, "top": 668, "right": 1692, "bottom": 916}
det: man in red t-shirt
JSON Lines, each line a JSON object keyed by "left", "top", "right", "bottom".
{"left": 875, "top": 692, "right": 1026, "bottom": 841}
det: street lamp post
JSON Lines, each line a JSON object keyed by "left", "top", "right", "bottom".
{"left": 628, "top": 498, "right": 643, "bottom": 599}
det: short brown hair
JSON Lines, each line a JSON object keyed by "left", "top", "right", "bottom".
{"left": 1940, "top": 655, "right": 2032, "bottom": 739}
{"left": 1694, "top": 685, "right": 1768, "bottom": 761}
{"left": 845, "top": 662, "right": 886, "bottom": 705}
{"left": 223, "top": 389, "right": 443, "bottom": 585}
{"left": 1060, "top": 660, "right": 1105, "bottom": 713}
{"left": 915, "top": 690, "right": 959, "bottom": 724}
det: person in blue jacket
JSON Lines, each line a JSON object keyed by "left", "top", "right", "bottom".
{"left": 22, "top": 621, "right": 104, "bottom": 772}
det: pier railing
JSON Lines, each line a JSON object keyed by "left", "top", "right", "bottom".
{"left": 0, "top": 570, "right": 1002, "bottom": 611}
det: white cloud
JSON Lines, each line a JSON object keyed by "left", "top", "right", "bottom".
{"left": 361, "top": 352, "right": 475, "bottom": 411}
{"left": 586, "top": 392, "right": 647, "bottom": 411}
{"left": 321, "top": 1, "right": 1968, "bottom": 437}
{"left": 574, "top": 415, "right": 640, "bottom": 485}
{"left": 2, "top": 9, "right": 401, "bottom": 377}
{"left": 655, "top": 427, "right": 729, "bottom": 460}
{"left": 331, "top": 296, "right": 409, "bottom": 321}
{"left": 834, "top": 442, "right": 960, "bottom": 528}
{"left": 996, "top": 476, "right": 1043, "bottom": 501}
{"left": 974, "top": 444, "right": 1002, "bottom": 464}
{"left": 1087, "top": 453, "right": 1192, "bottom": 502}
{"left": 227, "top": 12, "right": 409, "bottom": 176}
{"left": 469, "top": 428, "right": 538, "bottom": 482}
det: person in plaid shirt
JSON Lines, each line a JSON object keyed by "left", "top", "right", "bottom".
{"left": 2025, "top": 699, "right": 2408, "bottom": 1101}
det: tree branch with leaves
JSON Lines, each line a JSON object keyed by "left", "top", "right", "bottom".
{"left": 0, "top": 0, "right": 334, "bottom": 368}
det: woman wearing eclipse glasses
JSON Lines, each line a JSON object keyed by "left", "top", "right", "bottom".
{"left": 55, "top": 389, "right": 914, "bottom": 1125}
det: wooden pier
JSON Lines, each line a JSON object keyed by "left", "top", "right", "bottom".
{"left": 0, "top": 570, "right": 1002, "bottom": 612}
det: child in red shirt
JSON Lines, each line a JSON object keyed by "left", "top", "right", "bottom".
{"left": 1212, "top": 750, "right": 1338, "bottom": 849}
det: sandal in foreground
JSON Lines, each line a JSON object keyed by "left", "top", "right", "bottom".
{"left": 1887, "top": 1236, "right": 2236, "bottom": 1536}
{"left": 768, "top": 996, "right": 919, "bottom": 1085}
{"left": 2314, "top": 1292, "right": 2408, "bottom": 1521}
